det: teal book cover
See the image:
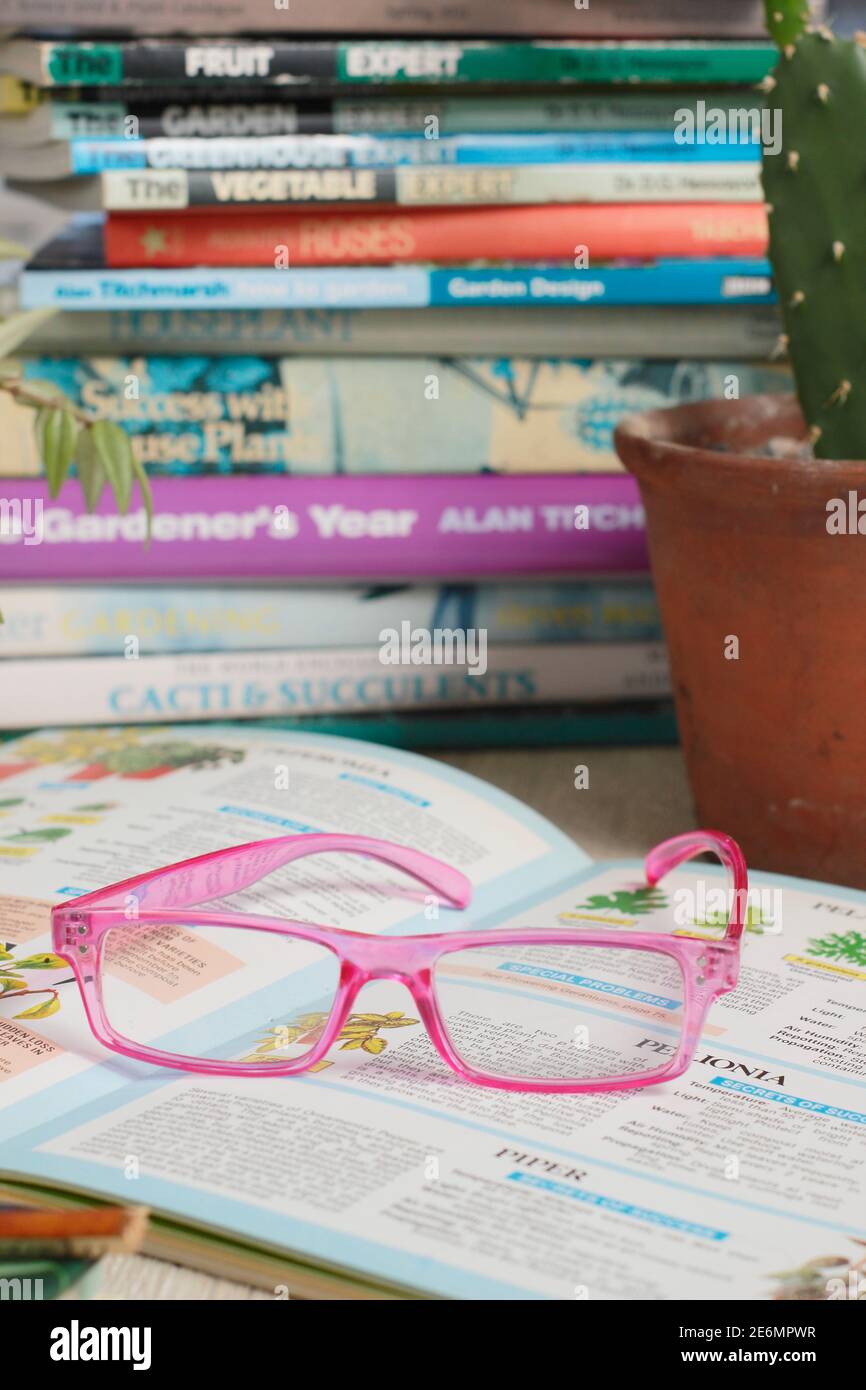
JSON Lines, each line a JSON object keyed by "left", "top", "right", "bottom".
{"left": 7, "top": 356, "right": 790, "bottom": 477}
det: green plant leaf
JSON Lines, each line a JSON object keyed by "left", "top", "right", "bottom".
{"left": 14, "top": 995, "right": 60, "bottom": 1020}
{"left": 130, "top": 451, "right": 153, "bottom": 543}
{"left": 91, "top": 419, "right": 134, "bottom": 514}
{"left": 12, "top": 377, "right": 70, "bottom": 408}
{"left": 0, "top": 308, "right": 58, "bottom": 359}
{"left": 0, "top": 975, "right": 26, "bottom": 993}
{"left": 74, "top": 428, "right": 107, "bottom": 512}
{"left": 35, "top": 407, "right": 78, "bottom": 497}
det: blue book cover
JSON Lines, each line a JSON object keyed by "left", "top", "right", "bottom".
{"left": 67, "top": 130, "right": 761, "bottom": 175}
{"left": 19, "top": 260, "right": 776, "bottom": 312}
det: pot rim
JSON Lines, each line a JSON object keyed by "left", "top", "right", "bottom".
{"left": 614, "top": 392, "right": 866, "bottom": 488}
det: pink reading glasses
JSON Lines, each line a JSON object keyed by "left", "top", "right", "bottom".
{"left": 48, "top": 828, "right": 746, "bottom": 1094}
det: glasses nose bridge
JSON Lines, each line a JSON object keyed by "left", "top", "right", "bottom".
{"left": 343, "top": 933, "right": 433, "bottom": 984}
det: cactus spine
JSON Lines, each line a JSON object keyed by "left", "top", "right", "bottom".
{"left": 761, "top": 1, "right": 866, "bottom": 458}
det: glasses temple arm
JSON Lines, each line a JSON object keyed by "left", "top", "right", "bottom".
{"left": 74, "top": 834, "right": 472, "bottom": 912}
{"left": 644, "top": 830, "right": 748, "bottom": 941}
{"left": 232, "top": 835, "right": 473, "bottom": 910}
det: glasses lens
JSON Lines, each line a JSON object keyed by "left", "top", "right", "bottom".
{"left": 100, "top": 921, "right": 340, "bottom": 1066}
{"left": 433, "top": 941, "right": 685, "bottom": 1083}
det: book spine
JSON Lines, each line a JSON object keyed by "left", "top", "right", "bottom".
{"left": 44, "top": 101, "right": 131, "bottom": 140}
{"left": 0, "top": 582, "right": 661, "bottom": 657}
{"left": 38, "top": 91, "right": 766, "bottom": 141}
{"left": 100, "top": 161, "right": 763, "bottom": 209}
{"left": 0, "top": 643, "right": 671, "bottom": 728}
{"left": 0, "top": 1, "right": 787, "bottom": 38}
{"left": 330, "top": 90, "right": 761, "bottom": 133}
{"left": 69, "top": 131, "right": 759, "bottom": 175}
{"left": 103, "top": 205, "right": 769, "bottom": 269}
{"left": 0, "top": 473, "right": 649, "bottom": 581}
{"left": 9, "top": 355, "right": 788, "bottom": 478}
{"left": 254, "top": 702, "right": 680, "bottom": 751}
{"left": 34, "top": 41, "right": 776, "bottom": 88}
{"left": 0, "top": 1206, "right": 146, "bottom": 1256}
{"left": 20, "top": 261, "right": 776, "bottom": 312}
{"left": 17, "top": 305, "right": 784, "bottom": 360}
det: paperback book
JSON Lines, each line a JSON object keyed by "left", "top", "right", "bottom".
{"left": 97, "top": 162, "right": 762, "bottom": 209}
{"left": 6, "top": 130, "right": 762, "bottom": 181}
{"left": 0, "top": 473, "right": 649, "bottom": 581}
{"left": 2, "top": 356, "right": 789, "bottom": 478}
{"left": 0, "top": 702, "right": 680, "bottom": 752}
{"left": 0, "top": 580, "right": 661, "bottom": 658}
{"left": 240, "top": 702, "right": 680, "bottom": 751}
{"left": 0, "top": 39, "right": 778, "bottom": 90}
{"left": 0, "top": 1203, "right": 146, "bottom": 1260}
{"left": 0, "top": 0, "right": 796, "bottom": 38}
{"left": 16, "top": 305, "right": 783, "bottom": 360}
{"left": 0, "top": 724, "right": 862, "bottom": 1300}
{"left": 68, "top": 133, "right": 763, "bottom": 182}
{"left": 0, "top": 91, "right": 770, "bottom": 146}
{"left": 0, "top": 642, "right": 671, "bottom": 728}
{"left": 19, "top": 257, "right": 776, "bottom": 312}
{"left": 100, "top": 204, "right": 769, "bottom": 268}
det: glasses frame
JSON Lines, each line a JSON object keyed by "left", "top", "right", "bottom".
{"left": 50, "top": 829, "right": 746, "bottom": 1094}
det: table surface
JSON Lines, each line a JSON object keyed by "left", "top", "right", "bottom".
{"left": 95, "top": 743, "right": 693, "bottom": 1299}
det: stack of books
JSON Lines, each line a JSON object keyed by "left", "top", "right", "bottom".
{"left": 0, "top": 1202, "right": 147, "bottom": 1299}
{"left": 0, "top": 2, "right": 794, "bottom": 744}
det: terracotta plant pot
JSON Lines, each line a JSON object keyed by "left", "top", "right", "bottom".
{"left": 615, "top": 393, "right": 866, "bottom": 889}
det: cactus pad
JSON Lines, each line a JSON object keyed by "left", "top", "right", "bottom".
{"left": 761, "top": 28, "right": 866, "bottom": 458}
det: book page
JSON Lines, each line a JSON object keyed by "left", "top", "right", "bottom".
{"left": 0, "top": 725, "right": 575, "bottom": 1122}
{"left": 2, "top": 858, "right": 865, "bottom": 1299}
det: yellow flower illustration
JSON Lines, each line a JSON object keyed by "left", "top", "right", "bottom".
{"left": 241, "top": 1010, "right": 419, "bottom": 1067}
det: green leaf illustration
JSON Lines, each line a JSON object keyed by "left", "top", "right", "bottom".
{"left": 574, "top": 886, "right": 668, "bottom": 916}
{"left": 807, "top": 931, "right": 866, "bottom": 968}
{"left": 9, "top": 953, "right": 68, "bottom": 971}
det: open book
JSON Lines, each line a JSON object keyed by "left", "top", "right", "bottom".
{"left": 0, "top": 725, "right": 864, "bottom": 1300}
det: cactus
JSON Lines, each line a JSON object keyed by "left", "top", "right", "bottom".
{"left": 761, "top": 2, "right": 866, "bottom": 458}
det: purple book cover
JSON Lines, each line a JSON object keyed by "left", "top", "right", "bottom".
{"left": 0, "top": 473, "right": 648, "bottom": 581}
